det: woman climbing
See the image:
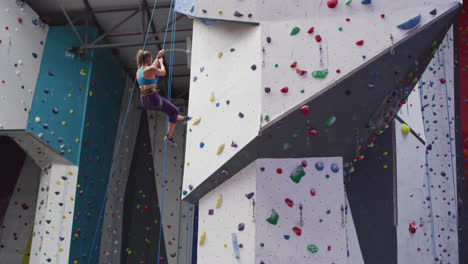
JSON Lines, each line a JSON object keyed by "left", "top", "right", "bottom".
{"left": 136, "top": 49, "right": 191, "bottom": 147}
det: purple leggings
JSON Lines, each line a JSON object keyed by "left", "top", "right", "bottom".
{"left": 140, "top": 92, "right": 179, "bottom": 123}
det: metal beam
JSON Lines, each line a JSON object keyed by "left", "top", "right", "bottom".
{"left": 78, "top": 40, "right": 186, "bottom": 49}
{"left": 90, "top": 9, "right": 140, "bottom": 46}
{"left": 158, "top": 13, "right": 185, "bottom": 33}
{"left": 61, "top": 6, "right": 84, "bottom": 45}
{"left": 142, "top": 0, "right": 163, "bottom": 51}
{"left": 90, "top": 4, "right": 172, "bottom": 14}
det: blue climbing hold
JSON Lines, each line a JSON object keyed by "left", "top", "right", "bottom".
{"left": 189, "top": 185, "right": 193, "bottom": 190}
{"left": 361, "top": 0, "right": 371, "bottom": 4}
{"left": 330, "top": 163, "right": 340, "bottom": 173}
{"left": 315, "top": 161, "right": 324, "bottom": 171}
{"left": 284, "top": 235, "right": 290, "bottom": 240}
{"left": 397, "top": 14, "right": 421, "bottom": 30}
{"left": 183, "top": 190, "right": 188, "bottom": 195}
{"left": 200, "top": 142, "right": 205, "bottom": 148}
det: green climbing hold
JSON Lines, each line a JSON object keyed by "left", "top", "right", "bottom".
{"left": 264, "top": 115, "right": 270, "bottom": 122}
{"left": 325, "top": 115, "right": 336, "bottom": 127}
{"left": 338, "top": 27, "right": 343, "bottom": 31}
{"left": 275, "top": 64, "right": 278, "bottom": 67}
{"left": 345, "top": 0, "right": 352, "bottom": 4}
{"left": 266, "top": 209, "right": 279, "bottom": 225}
{"left": 307, "top": 244, "right": 319, "bottom": 254}
{"left": 260, "top": 243, "right": 265, "bottom": 247}
{"left": 290, "top": 165, "right": 306, "bottom": 184}
{"left": 283, "top": 140, "right": 293, "bottom": 150}
{"left": 312, "top": 68, "right": 328, "bottom": 79}
{"left": 290, "top": 27, "right": 300, "bottom": 36}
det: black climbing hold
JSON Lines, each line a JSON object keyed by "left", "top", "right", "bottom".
{"left": 48, "top": 72, "right": 54, "bottom": 76}
{"left": 430, "top": 9, "right": 437, "bottom": 15}
{"left": 58, "top": 203, "right": 63, "bottom": 206}
{"left": 43, "top": 124, "right": 48, "bottom": 129}
{"left": 61, "top": 176, "right": 68, "bottom": 180}
{"left": 44, "top": 88, "right": 49, "bottom": 94}
{"left": 32, "top": 53, "right": 37, "bottom": 58}
{"left": 266, "top": 37, "right": 272, "bottom": 43}
{"left": 345, "top": 90, "right": 351, "bottom": 96}
{"left": 264, "top": 87, "right": 271, "bottom": 93}
{"left": 46, "top": 220, "right": 51, "bottom": 224}
{"left": 58, "top": 137, "right": 63, "bottom": 142}
{"left": 52, "top": 108, "right": 59, "bottom": 114}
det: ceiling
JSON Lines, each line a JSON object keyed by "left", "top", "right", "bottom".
{"left": 24, "top": 0, "right": 193, "bottom": 98}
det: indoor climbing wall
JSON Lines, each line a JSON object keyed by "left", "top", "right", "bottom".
{"left": 27, "top": 26, "right": 99, "bottom": 165}
{"left": 147, "top": 100, "right": 195, "bottom": 264}
{"left": 68, "top": 47, "right": 125, "bottom": 264}
{"left": 198, "top": 161, "right": 256, "bottom": 264}
{"left": 29, "top": 162, "right": 79, "bottom": 264}
{"left": 0, "top": 156, "right": 41, "bottom": 263}
{"left": 397, "top": 86, "right": 426, "bottom": 141}
{"left": 0, "top": 0, "right": 48, "bottom": 130}
{"left": 183, "top": 19, "right": 262, "bottom": 197}
{"left": 99, "top": 77, "right": 143, "bottom": 264}
{"left": 181, "top": 0, "right": 462, "bottom": 201}
{"left": 256, "top": 158, "right": 346, "bottom": 264}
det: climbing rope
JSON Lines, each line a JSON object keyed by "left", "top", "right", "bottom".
{"left": 87, "top": 0, "right": 177, "bottom": 262}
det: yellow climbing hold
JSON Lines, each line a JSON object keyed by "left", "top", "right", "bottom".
{"left": 70, "top": 197, "right": 74, "bottom": 201}
{"left": 51, "top": 131, "right": 54, "bottom": 135}
{"left": 80, "top": 69, "right": 86, "bottom": 76}
{"left": 75, "top": 138, "right": 79, "bottom": 143}
{"left": 68, "top": 149, "right": 72, "bottom": 153}
{"left": 224, "top": 244, "right": 227, "bottom": 248}
{"left": 192, "top": 116, "right": 202, "bottom": 126}
{"left": 68, "top": 171, "right": 73, "bottom": 176}
{"left": 401, "top": 124, "right": 410, "bottom": 134}
{"left": 215, "top": 194, "right": 222, "bottom": 209}
{"left": 217, "top": 52, "right": 223, "bottom": 59}
{"left": 216, "top": 143, "right": 225, "bottom": 155}
{"left": 209, "top": 92, "right": 215, "bottom": 102}
{"left": 68, "top": 93, "right": 72, "bottom": 97}
{"left": 89, "top": 91, "right": 93, "bottom": 96}
{"left": 218, "top": 10, "right": 223, "bottom": 15}
{"left": 69, "top": 109, "right": 74, "bottom": 114}
{"left": 77, "top": 184, "right": 80, "bottom": 188}
{"left": 186, "top": 162, "right": 190, "bottom": 166}
{"left": 199, "top": 231, "right": 206, "bottom": 245}
{"left": 56, "top": 181, "right": 60, "bottom": 185}
{"left": 59, "top": 248, "right": 64, "bottom": 252}
{"left": 61, "top": 121, "right": 66, "bottom": 126}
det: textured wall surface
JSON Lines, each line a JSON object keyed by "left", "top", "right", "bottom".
{"left": 0, "top": 0, "right": 48, "bottom": 130}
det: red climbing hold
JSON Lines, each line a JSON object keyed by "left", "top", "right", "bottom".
{"left": 281, "top": 87, "right": 289, "bottom": 93}
{"left": 308, "top": 130, "right": 317, "bottom": 136}
{"left": 315, "top": 35, "right": 322, "bottom": 42}
{"left": 301, "top": 160, "right": 307, "bottom": 168}
{"left": 277, "top": 168, "right": 283, "bottom": 174}
{"left": 300, "top": 105, "right": 309, "bottom": 115}
{"left": 307, "top": 27, "right": 314, "bottom": 34}
{"left": 285, "top": 198, "right": 294, "bottom": 207}
{"left": 409, "top": 221, "right": 418, "bottom": 234}
{"left": 18, "top": 18, "right": 23, "bottom": 23}
{"left": 293, "top": 226, "right": 302, "bottom": 236}
{"left": 290, "top": 61, "right": 297, "bottom": 68}
{"left": 346, "top": 18, "right": 350, "bottom": 22}
{"left": 310, "top": 189, "right": 316, "bottom": 196}
{"left": 336, "top": 69, "right": 341, "bottom": 73}
{"left": 356, "top": 40, "right": 364, "bottom": 46}
{"left": 439, "top": 78, "right": 446, "bottom": 84}
{"left": 327, "top": 0, "right": 338, "bottom": 8}
{"left": 380, "top": 14, "right": 385, "bottom": 18}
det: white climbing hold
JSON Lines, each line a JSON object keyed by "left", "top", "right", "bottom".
{"left": 28, "top": 89, "right": 32, "bottom": 94}
{"left": 18, "top": 59, "right": 23, "bottom": 65}
{"left": 20, "top": 99, "right": 24, "bottom": 104}
{"left": 35, "top": 116, "right": 40, "bottom": 123}
{"left": 38, "top": 133, "right": 43, "bottom": 138}
{"left": 16, "top": 70, "right": 20, "bottom": 76}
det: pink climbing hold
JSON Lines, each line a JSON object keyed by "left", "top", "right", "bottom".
{"left": 285, "top": 198, "right": 294, "bottom": 207}
{"left": 307, "top": 27, "right": 314, "bottom": 34}
{"left": 315, "top": 35, "right": 322, "bottom": 42}
{"left": 290, "top": 61, "right": 297, "bottom": 68}
{"left": 281, "top": 87, "right": 289, "bottom": 93}
{"left": 356, "top": 40, "right": 364, "bottom": 46}
{"left": 300, "top": 105, "right": 309, "bottom": 115}
{"left": 409, "top": 221, "right": 418, "bottom": 234}
{"left": 293, "top": 226, "right": 302, "bottom": 236}
{"left": 327, "top": 0, "right": 338, "bottom": 8}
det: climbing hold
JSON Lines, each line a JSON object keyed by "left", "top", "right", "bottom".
{"left": 293, "top": 226, "right": 302, "bottom": 236}
{"left": 327, "top": 0, "right": 338, "bottom": 8}
{"left": 301, "top": 160, "right": 307, "bottom": 168}
{"left": 216, "top": 143, "right": 225, "bottom": 155}
{"left": 401, "top": 124, "right": 410, "bottom": 134}
{"left": 285, "top": 198, "right": 294, "bottom": 207}
{"left": 290, "top": 27, "right": 300, "bottom": 36}
{"left": 192, "top": 116, "right": 201, "bottom": 125}
{"left": 308, "top": 130, "right": 317, "bottom": 136}
{"left": 246, "top": 192, "right": 254, "bottom": 199}
{"left": 239, "top": 112, "right": 244, "bottom": 118}
{"left": 32, "top": 53, "right": 37, "bottom": 58}
{"left": 35, "top": 117, "right": 40, "bottom": 123}
{"left": 266, "top": 37, "right": 272, "bottom": 43}
{"left": 290, "top": 61, "right": 297, "bottom": 68}
{"left": 380, "top": 14, "right": 385, "bottom": 19}
{"left": 307, "top": 244, "right": 319, "bottom": 254}
{"left": 52, "top": 108, "right": 59, "bottom": 114}
{"left": 209, "top": 92, "right": 215, "bottom": 102}
{"left": 361, "top": 0, "right": 371, "bottom": 4}
{"left": 200, "top": 142, "right": 205, "bottom": 148}
{"left": 208, "top": 209, "right": 214, "bottom": 215}
{"left": 251, "top": 65, "right": 257, "bottom": 71}
{"left": 218, "top": 10, "right": 223, "bottom": 15}
{"left": 215, "top": 194, "right": 222, "bottom": 208}
{"left": 199, "top": 232, "right": 206, "bottom": 245}
{"left": 346, "top": 0, "right": 352, "bottom": 4}
{"left": 264, "top": 87, "right": 271, "bottom": 93}
{"left": 290, "top": 165, "right": 306, "bottom": 184}
{"left": 277, "top": 168, "right": 283, "bottom": 174}
{"left": 397, "top": 14, "right": 421, "bottom": 30}
{"left": 300, "top": 105, "right": 309, "bottom": 115}
{"left": 325, "top": 115, "right": 336, "bottom": 127}
{"left": 231, "top": 141, "right": 238, "bottom": 148}
{"left": 281, "top": 87, "right": 289, "bottom": 93}
{"left": 238, "top": 223, "right": 245, "bottom": 231}
{"left": 310, "top": 189, "right": 316, "bottom": 196}
{"left": 430, "top": 9, "right": 437, "bottom": 16}
{"left": 409, "top": 221, "right": 418, "bottom": 234}
{"left": 232, "top": 233, "right": 240, "bottom": 259}
{"left": 330, "top": 163, "right": 340, "bottom": 173}
{"left": 219, "top": 170, "right": 229, "bottom": 177}
{"left": 315, "top": 35, "right": 322, "bottom": 42}
{"left": 307, "top": 27, "right": 314, "bottom": 34}
{"left": 233, "top": 11, "right": 243, "bottom": 17}
{"left": 266, "top": 209, "right": 279, "bottom": 225}
{"left": 80, "top": 69, "right": 86, "bottom": 76}
{"left": 312, "top": 69, "right": 328, "bottom": 78}
{"left": 217, "top": 52, "right": 223, "bottom": 58}
{"left": 284, "top": 235, "right": 290, "bottom": 240}
{"left": 356, "top": 40, "right": 364, "bottom": 46}
{"left": 315, "top": 161, "right": 324, "bottom": 171}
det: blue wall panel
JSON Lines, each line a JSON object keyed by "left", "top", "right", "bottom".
{"left": 68, "top": 45, "right": 125, "bottom": 264}
{"left": 27, "top": 26, "right": 98, "bottom": 165}
{"left": 175, "top": 0, "right": 198, "bottom": 16}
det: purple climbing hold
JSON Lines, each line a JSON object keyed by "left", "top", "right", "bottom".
{"left": 238, "top": 223, "right": 245, "bottom": 231}
{"left": 208, "top": 209, "right": 214, "bottom": 215}
{"left": 264, "top": 87, "right": 271, "bottom": 93}
{"left": 226, "top": 100, "right": 230, "bottom": 105}
{"left": 202, "top": 9, "right": 207, "bottom": 13}
{"left": 251, "top": 65, "right": 257, "bottom": 70}
{"left": 245, "top": 192, "right": 254, "bottom": 199}
{"left": 58, "top": 137, "right": 63, "bottom": 142}
{"left": 239, "top": 112, "right": 244, "bottom": 118}
{"left": 231, "top": 141, "right": 238, "bottom": 148}
{"left": 248, "top": 13, "right": 253, "bottom": 18}
{"left": 266, "top": 37, "right": 272, "bottom": 43}
{"left": 234, "top": 11, "right": 244, "bottom": 17}
{"left": 239, "top": 243, "right": 243, "bottom": 248}
{"left": 230, "top": 48, "right": 235, "bottom": 52}
{"left": 220, "top": 170, "right": 229, "bottom": 177}
{"left": 260, "top": 167, "right": 265, "bottom": 172}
